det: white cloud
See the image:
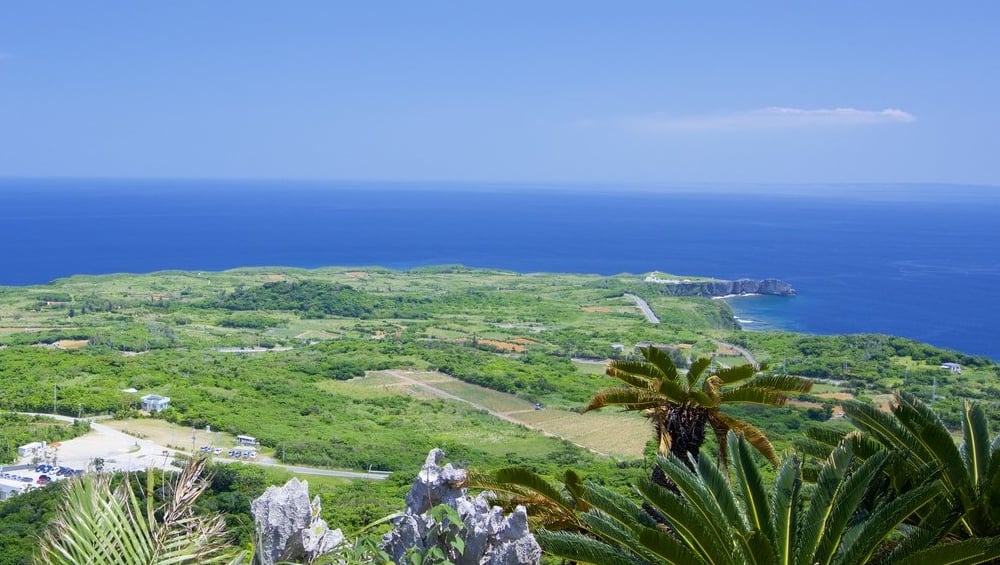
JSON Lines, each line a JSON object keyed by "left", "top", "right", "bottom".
{"left": 624, "top": 107, "right": 916, "bottom": 132}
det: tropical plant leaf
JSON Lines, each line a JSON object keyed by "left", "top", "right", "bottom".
{"left": 535, "top": 530, "right": 644, "bottom": 565}
{"left": 838, "top": 481, "right": 943, "bottom": 565}
{"left": 892, "top": 537, "right": 1000, "bottom": 565}
{"left": 793, "top": 443, "right": 853, "bottom": 565}
{"left": 729, "top": 432, "right": 775, "bottom": 545}
{"left": 713, "top": 412, "right": 778, "bottom": 465}
{"left": 960, "top": 401, "right": 991, "bottom": 491}
{"left": 640, "top": 346, "right": 681, "bottom": 383}
{"left": 714, "top": 363, "right": 760, "bottom": 385}
{"left": 583, "top": 387, "right": 665, "bottom": 413}
{"left": 810, "top": 451, "right": 890, "bottom": 564}
{"left": 770, "top": 457, "right": 801, "bottom": 565}
{"left": 687, "top": 357, "right": 711, "bottom": 388}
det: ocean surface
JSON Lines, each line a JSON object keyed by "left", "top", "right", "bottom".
{"left": 2, "top": 179, "right": 998, "bottom": 360}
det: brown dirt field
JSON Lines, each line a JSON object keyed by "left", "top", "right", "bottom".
{"left": 510, "top": 337, "right": 539, "bottom": 345}
{"left": 266, "top": 274, "right": 287, "bottom": 281}
{"left": 582, "top": 306, "right": 613, "bottom": 313}
{"left": 346, "top": 271, "right": 368, "bottom": 278}
{"left": 478, "top": 339, "right": 525, "bottom": 353}
{"left": 55, "top": 339, "right": 89, "bottom": 350}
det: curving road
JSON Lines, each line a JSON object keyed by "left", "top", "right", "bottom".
{"left": 624, "top": 293, "right": 660, "bottom": 324}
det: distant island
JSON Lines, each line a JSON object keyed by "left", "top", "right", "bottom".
{"left": 643, "top": 274, "right": 795, "bottom": 297}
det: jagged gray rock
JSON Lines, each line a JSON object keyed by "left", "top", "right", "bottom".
{"left": 382, "top": 449, "right": 542, "bottom": 565}
{"left": 251, "top": 477, "right": 344, "bottom": 565}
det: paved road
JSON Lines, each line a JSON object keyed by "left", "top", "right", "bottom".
{"left": 14, "top": 413, "right": 388, "bottom": 480}
{"left": 714, "top": 341, "right": 758, "bottom": 367}
{"left": 624, "top": 293, "right": 660, "bottom": 324}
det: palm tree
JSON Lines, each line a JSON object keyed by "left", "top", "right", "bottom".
{"left": 537, "top": 433, "right": 1000, "bottom": 565}
{"left": 36, "top": 457, "right": 247, "bottom": 565}
{"left": 584, "top": 346, "right": 811, "bottom": 484}
{"left": 802, "top": 391, "right": 1000, "bottom": 540}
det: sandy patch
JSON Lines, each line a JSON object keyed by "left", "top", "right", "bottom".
{"left": 346, "top": 271, "right": 369, "bottom": 278}
{"left": 582, "top": 306, "right": 613, "bottom": 313}
{"left": 55, "top": 339, "right": 89, "bottom": 350}
{"left": 266, "top": 274, "right": 288, "bottom": 281}
{"left": 510, "top": 337, "right": 539, "bottom": 345}
{"left": 477, "top": 339, "right": 526, "bottom": 353}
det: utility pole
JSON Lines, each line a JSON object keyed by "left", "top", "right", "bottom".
{"left": 52, "top": 383, "right": 57, "bottom": 415}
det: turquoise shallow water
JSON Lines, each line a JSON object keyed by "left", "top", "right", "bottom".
{"left": 1, "top": 179, "right": 998, "bottom": 359}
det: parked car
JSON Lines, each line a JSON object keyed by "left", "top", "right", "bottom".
{"left": 37, "top": 475, "right": 50, "bottom": 485}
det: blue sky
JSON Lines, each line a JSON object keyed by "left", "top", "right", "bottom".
{"left": 1, "top": 1, "right": 998, "bottom": 185}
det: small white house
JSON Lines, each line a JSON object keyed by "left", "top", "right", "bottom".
{"left": 141, "top": 394, "right": 171, "bottom": 412}
{"left": 236, "top": 435, "right": 258, "bottom": 446}
{"left": 940, "top": 362, "right": 963, "bottom": 374}
{"left": 17, "top": 441, "right": 44, "bottom": 458}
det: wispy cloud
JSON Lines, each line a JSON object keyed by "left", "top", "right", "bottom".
{"left": 623, "top": 107, "right": 916, "bottom": 132}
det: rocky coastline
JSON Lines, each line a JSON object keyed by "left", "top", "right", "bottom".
{"left": 645, "top": 277, "right": 795, "bottom": 298}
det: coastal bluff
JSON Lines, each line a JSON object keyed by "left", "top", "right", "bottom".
{"left": 644, "top": 276, "right": 796, "bottom": 298}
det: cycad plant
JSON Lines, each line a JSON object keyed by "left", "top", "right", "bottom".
{"left": 36, "top": 457, "right": 246, "bottom": 565}
{"left": 538, "top": 432, "right": 1000, "bottom": 565}
{"left": 803, "top": 391, "right": 1000, "bottom": 539}
{"left": 585, "top": 347, "right": 812, "bottom": 479}
{"left": 462, "top": 466, "right": 591, "bottom": 532}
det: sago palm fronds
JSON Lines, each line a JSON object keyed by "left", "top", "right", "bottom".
{"left": 585, "top": 346, "right": 812, "bottom": 470}
{"left": 803, "top": 391, "right": 1000, "bottom": 539}
{"left": 537, "top": 432, "right": 1000, "bottom": 565}
{"left": 36, "top": 457, "right": 247, "bottom": 565}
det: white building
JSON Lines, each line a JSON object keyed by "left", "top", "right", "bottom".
{"left": 236, "top": 435, "right": 258, "bottom": 446}
{"left": 141, "top": 394, "right": 171, "bottom": 412}
{"left": 17, "top": 442, "right": 44, "bottom": 458}
{"left": 940, "top": 362, "right": 963, "bottom": 374}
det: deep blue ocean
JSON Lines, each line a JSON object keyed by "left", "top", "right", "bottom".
{"left": 2, "top": 179, "right": 998, "bottom": 360}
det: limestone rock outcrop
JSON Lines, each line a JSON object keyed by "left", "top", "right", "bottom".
{"left": 381, "top": 449, "right": 542, "bottom": 565}
{"left": 250, "top": 477, "right": 344, "bottom": 565}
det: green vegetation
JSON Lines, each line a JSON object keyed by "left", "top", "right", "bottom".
{"left": 0, "top": 265, "right": 997, "bottom": 563}
{"left": 0, "top": 414, "right": 90, "bottom": 464}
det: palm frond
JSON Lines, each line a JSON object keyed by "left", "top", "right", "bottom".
{"left": 960, "top": 401, "right": 991, "bottom": 491}
{"left": 810, "top": 450, "right": 891, "bottom": 564}
{"left": 583, "top": 387, "right": 666, "bottom": 413}
{"left": 838, "top": 481, "right": 944, "bottom": 565}
{"left": 640, "top": 346, "right": 680, "bottom": 383}
{"left": 712, "top": 412, "right": 778, "bottom": 465}
{"left": 793, "top": 443, "right": 854, "bottom": 565}
{"left": 729, "top": 432, "right": 774, "bottom": 544}
{"left": 714, "top": 363, "right": 759, "bottom": 385}
{"left": 686, "top": 357, "right": 711, "bottom": 388}
{"left": 770, "top": 456, "right": 801, "bottom": 565}
{"left": 735, "top": 374, "right": 813, "bottom": 394}
{"left": 892, "top": 537, "right": 1000, "bottom": 565}
{"left": 536, "top": 530, "right": 645, "bottom": 565}
{"left": 718, "top": 387, "right": 793, "bottom": 407}
{"left": 37, "top": 458, "right": 243, "bottom": 565}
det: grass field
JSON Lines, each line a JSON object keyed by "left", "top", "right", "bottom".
{"left": 339, "top": 370, "right": 651, "bottom": 458}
